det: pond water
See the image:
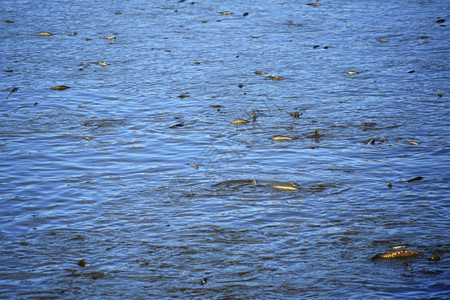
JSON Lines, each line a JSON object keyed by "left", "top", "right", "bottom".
{"left": 0, "top": 0, "right": 449, "bottom": 298}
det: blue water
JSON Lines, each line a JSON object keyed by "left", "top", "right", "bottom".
{"left": 1, "top": 0, "right": 449, "bottom": 298}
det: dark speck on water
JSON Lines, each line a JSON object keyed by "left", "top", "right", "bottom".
{"left": 0, "top": 0, "right": 448, "bottom": 299}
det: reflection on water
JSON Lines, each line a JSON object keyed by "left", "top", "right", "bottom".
{"left": 0, "top": 0, "right": 449, "bottom": 298}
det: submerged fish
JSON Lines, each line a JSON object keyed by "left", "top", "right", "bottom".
{"left": 51, "top": 85, "right": 70, "bottom": 90}
{"left": 270, "top": 135, "right": 296, "bottom": 141}
{"left": 231, "top": 119, "right": 249, "bottom": 125}
{"left": 272, "top": 182, "right": 299, "bottom": 191}
{"left": 372, "top": 250, "right": 420, "bottom": 260}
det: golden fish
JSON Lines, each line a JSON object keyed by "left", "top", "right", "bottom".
{"left": 272, "top": 185, "right": 297, "bottom": 191}
{"left": 231, "top": 119, "right": 249, "bottom": 125}
{"left": 51, "top": 85, "right": 70, "bottom": 91}
{"left": 372, "top": 250, "right": 420, "bottom": 260}
{"left": 272, "top": 182, "right": 298, "bottom": 191}
{"left": 270, "top": 135, "right": 296, "bottom": 141}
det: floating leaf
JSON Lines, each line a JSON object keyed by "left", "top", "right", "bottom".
{"left": 254, "top": 71, "right": 267, "bottom": 75}
{"left": 220, "top": 11, "right": 232, "bottom": 15}
{"left": 51, "top": 85, "right": 70, "bottom": 90}
{"left": 38, "top": 32, "right": 52, "bottom": 36}
{"left": 307, "top": 3, "right": 321, "bottom": 6}
{"left": 98, "top": 61, "right": 110, "bottom": 66}
{"left": 83, "top": 136, "right": 93, "bottom": 141}
{"left": 347, "top": 71, "right": 359, "bottom": 75}
{"left": 104, "top": 36, "right": 116, "bottom": 40}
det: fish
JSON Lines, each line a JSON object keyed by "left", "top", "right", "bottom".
{"left": 51, "top": 85, "right": 70, "bottom": 91}
{"left": 270, "top": 135, "right": 296, "bottom": 141}
{"left": 272, "top": 182, "right": 299, "bottom": 191}
{"left": 231, "top": 119, "right": 249, "bottom": 125}
{"left": 372, "top": 250, "right": 420, "bottom": 260}
{"left": 272, "top": 185, "right": 297, "bottom": 191}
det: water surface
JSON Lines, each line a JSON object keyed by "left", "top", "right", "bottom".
{"left": 0, "top": 0, "right": 449, "bottom": 298}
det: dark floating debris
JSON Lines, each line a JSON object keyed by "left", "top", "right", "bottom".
{"left": 365, "top": 138, "right": 387, "bottom": 145}
{"left": 437, "top": 93, "right": 442, "bottom": 98}
{"left": 5, "top": 20, "right": 14, "bottom": 23}
{"left": 428, "top": 253, "right": 441, "bottom": 261}
{"left": 178, "top": 94, "right": 190, "bottom": 98}
{"left": 243, "top": 12, "right": 249, "bottom": 17}
{"left": 51, "top": 85, "right": 70, "bottom": 91}
{"left": 77, "top": 259, "right": 86, "bottom": 267}
{"left": 170, "top": 122, "right": 184, "bottom": 128}
{"left": 188, "top": 162, "right": 199, "bottom": 170}
{"left": 387, "top": 182, "right": 393, "bottom": 188}
{"left": 200, "top": 277, "right": 208, "bottom": 285}
{"left": 267, "top": 75, "right": 285, "bottom": 81}
{"left": 406, "top": 176, "right": 423, "bottom": 183}
{"left": 307, "top": 3, "right": 321, "bottom": 6}
{"left": 436, "top": 18, "right": 446, "bottom": 24}
{"left": 306, "top": 130, "right": 322, "bottom": 139}
{"left": 372, "top": 250, "right": 420, "bottom": 260}
{"left": 289, "top": 111, "right": 301, "bottom": 118}
{"left": 251, "top": 108, "right": 257, "bottom": 121}
{"left": 5, "top": 87, "right": 18, "bottom": 99}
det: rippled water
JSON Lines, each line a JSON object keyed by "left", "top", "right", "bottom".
{"left": 1, "top": 0, "right": 449, "bottom": 298}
